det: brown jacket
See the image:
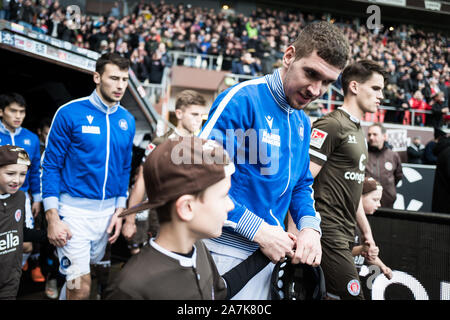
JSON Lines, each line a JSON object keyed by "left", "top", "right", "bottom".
{"left": 366, "top": 144, "right": 403, "bottom": 208}
{"left": 0, "top": 191, "right": 25, "bottom": 299}
{"left": 104, "top": 240, "right": 227, "bottom": 300}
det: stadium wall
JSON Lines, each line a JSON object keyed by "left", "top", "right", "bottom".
{"left": 363, "top": 208, "right": 450, "bottom": 300}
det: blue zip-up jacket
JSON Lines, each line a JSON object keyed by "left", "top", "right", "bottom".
{"left": 199, "top": 69, "right": 321, "bottom": 253}
{"left": 0, "top": 122, "right": 41, "bottom": 201}
{"left": 41, "top": 90, "right": 135, "bottom": 212}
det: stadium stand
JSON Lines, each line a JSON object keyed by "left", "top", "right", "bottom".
{"left": 1, "top": 0, "right": 448, "bottom": 129}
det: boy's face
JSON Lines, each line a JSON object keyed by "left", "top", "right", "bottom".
{"left": 362, "top": 189, "right": 382, "bottom": 215}
{"left": 190, "top": 176, "right": 234, "bottom": 239}
{"left": 0, "top": 164, "right": 28, "bottom": 194}
{"left": 0, "top": 103, "right": 26, "bottom": 132}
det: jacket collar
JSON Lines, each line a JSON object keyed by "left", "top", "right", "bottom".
{"left": 338, "top": 107, "right": 361, "bottom": 124}
{"left": 265, "top": 68, "right": 294, "bottom": 114}
{"left": 0, "top": 121, "right": 22, "bottom": 136}
{"left": 88, "top": 89, "right": 120, "bottom": 114}
{"left": 150, "top": 238, "right": 197, "bottom": 268}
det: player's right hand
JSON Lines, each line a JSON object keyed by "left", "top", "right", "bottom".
{"left": 46, "top": 209, "right": 72, "bottom": 247}
{"left": 253, "top": 222, "right": 296, "bottom": 263}
{"left": 121, "top": 219, "right": 137, "bottom": 241}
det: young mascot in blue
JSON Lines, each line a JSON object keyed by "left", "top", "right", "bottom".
{"left": 41, "top": 53, "right": 135, "bottom": 300}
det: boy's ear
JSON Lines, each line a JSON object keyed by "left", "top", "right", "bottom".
{"left": 175, "top": 195, "right": 195, "bottom": 222}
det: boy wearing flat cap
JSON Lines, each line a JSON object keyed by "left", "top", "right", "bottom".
{"left": 0, "top": 145, "right": 31, "bottom": 299}
{"left": 105, "top": 136, "right": 270, "bottom": 300}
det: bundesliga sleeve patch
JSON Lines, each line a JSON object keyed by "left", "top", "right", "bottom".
{"left": 310, "top": 128, "right": 328, "bottom": 149}
{"left": 144, "top": 143, "right": 156, "bottom": 157}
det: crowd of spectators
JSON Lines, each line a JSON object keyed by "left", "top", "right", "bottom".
{"left": 1, "top": 0, "right": 449, "bottom": 126}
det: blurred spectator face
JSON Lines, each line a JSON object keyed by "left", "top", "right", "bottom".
{"left": 413, "top": 90, "right": 423, "bottom": 100}
{"left": 281, "top": 48, "right": 341, "bottom": 110}
{"left": 176, "top": 104, "right": 205, "bottom": 134}
{"left": 158, "top": 43, "right": 166, "bottom": 52}
{"left": 367, "top": 125, "right": 386, "bottom": 150}
{"left": 94, "top": 64, "right": 129, "bottom": 105}
{"left": 434, "top": 92, "right": 445, "bottom": 103}
{"left": 242, "top": 52, "right": 253, "bottom": 63}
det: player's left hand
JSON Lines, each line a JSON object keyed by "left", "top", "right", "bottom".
{"left": 291, "top": 228, "right": 322, "bottom": 266}
{"left": 107, "top": 208, "right": 124, "bottom": 244}
{"left": 363, "top": 240, "right": 379, "bottom": 260}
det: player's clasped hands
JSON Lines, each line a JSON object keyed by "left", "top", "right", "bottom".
{"left": 47, "top": 218, "right": 72, "bottom": 248}
{"left": 361, "top": 240, "right": 379, "bottom": 261}
{"left": 291, "top": 228, "right": 322, "bottom": 267}
{"left": 254, "top": 222, "right": 297, "bottom": 264}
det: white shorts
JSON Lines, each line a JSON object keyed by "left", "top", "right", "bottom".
{"left": 56, "top": 203, "right": 115, "bottom": 281}
{"left": 25, "top": 193, "right": 34, "bottom": 229}
{"left": 204, "top": 239, "right": 275, "bottom": 300}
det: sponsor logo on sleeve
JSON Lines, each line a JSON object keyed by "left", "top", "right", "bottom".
{"left": 310, "top": 128, "right": 328, "bottom": 149}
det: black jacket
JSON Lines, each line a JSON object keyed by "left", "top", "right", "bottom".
{"left": 407, "top": 143, "right": 425, "bottom": 164}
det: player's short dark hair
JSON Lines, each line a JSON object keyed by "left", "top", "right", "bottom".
{"left": 175, "top": 90, "right": 206, "bottom": 111}
{"left": 0, "top": 93, "right": 26, "bottom": 111}
{"left": 39, "top": 117, "right": 52, "bottom": 131}
{"left": 341, "top": 60, "right": 387, "bottom": 96}
{"left": 291, "top": 21, "right": 350, "bottom": 70}
{"left": 95, "top": 52, "right": 130, "bottom": 75}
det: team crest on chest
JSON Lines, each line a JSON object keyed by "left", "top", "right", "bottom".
{"left": 15, "top": 209, "right": 21, "bottom": 222}
{"left": 119, "top": 119, "right": 128, "bottom": 131}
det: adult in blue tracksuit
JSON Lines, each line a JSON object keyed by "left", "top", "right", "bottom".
{"left": 0, "top": 93, "right": 42, "bottom": 267}
{"left": 41, "top": 53, "right": 135, "bottom": 300}
{"left": 199, "top": 21, "right": 350, "bottom": 299}
{"left": 0, "top": 93, "right": 41, "bottom": 225}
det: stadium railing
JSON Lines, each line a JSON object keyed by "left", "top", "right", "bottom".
{"left": 169, "top": 50, "right": 223, "bottom": 71}
{"left": 141, "top": 51, "right": 447, "bottom": 127}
